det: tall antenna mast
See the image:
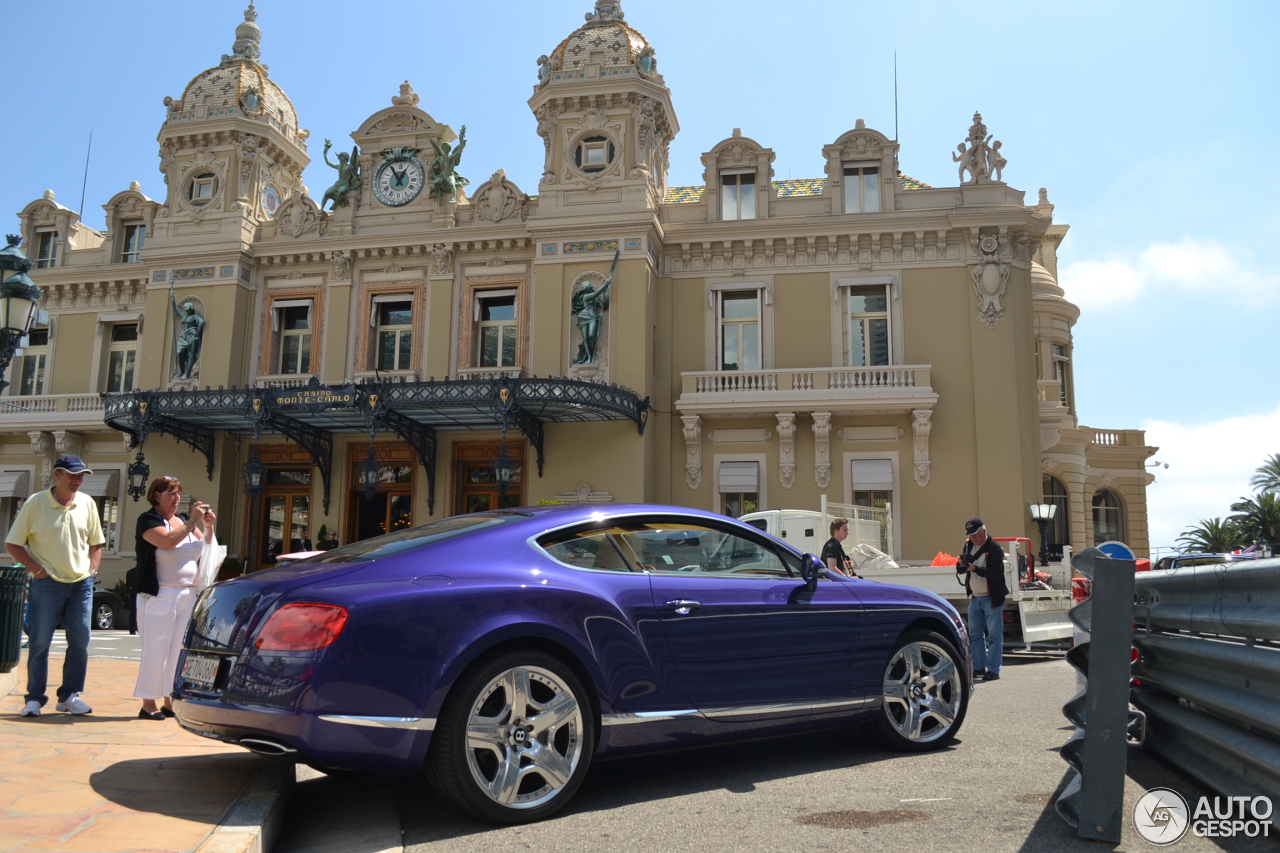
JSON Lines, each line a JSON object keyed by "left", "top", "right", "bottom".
{"left": 894, "top": 51, "right": 899, "bottom": 142}
{"left": 78, "top": 131, "right": 94, "bottom": 218}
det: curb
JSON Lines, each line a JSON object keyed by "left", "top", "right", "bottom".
{"left": 194, "top": 757, "right": 295, "bottom": 853}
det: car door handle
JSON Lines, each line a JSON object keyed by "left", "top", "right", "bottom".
{"left": 665, "top": 600, "right": 702, "bottom": 615}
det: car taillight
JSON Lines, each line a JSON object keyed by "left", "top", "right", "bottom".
{"left": 255, "top": 603, "right": 348, "bottom": 651}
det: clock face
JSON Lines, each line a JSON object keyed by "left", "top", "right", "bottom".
{"left": 260, "top": 184, "right": 281, "bottom": 218}
{"left": 374, "top": 157, "right": 425, "bottom": 206}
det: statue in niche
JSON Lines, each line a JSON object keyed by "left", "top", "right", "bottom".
{"left": 170, "top": 287, "right": 205, "bottom": 380}
{"left": 428, "top": 126, "right": 469, "bottom": 205}
{"left": 321, "top": 140, "right": 362, "bottom": 211}
{"left": 572, "top": 250, "right": 618, "bottom": 365}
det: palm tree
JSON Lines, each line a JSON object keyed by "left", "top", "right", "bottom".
{"left": 1176, "top": 518, "right": 1242, "bottom": 554}
{"left": 1251, "top": 454, "right": 1280, "bottom": 494}
{"left": 1229, "top": 491, "right": 1280, "bottom": 548}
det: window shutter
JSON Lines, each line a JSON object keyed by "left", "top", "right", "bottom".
{"left": 0, "top": 471, "right": 31, "bottom": 499}
{"left": 851, "top": 459, "right": 894, "bottom": 490}
{"left": 78, "top": 471, "right": 120, "bottom": 497}
{"left": 719, "top": 461, "right": 759, "bottom": 493}
{"left": 270, "top": 299, "right": 313, "bottom": 332}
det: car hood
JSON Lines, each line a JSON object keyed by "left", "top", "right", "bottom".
{"left": 187, "top": 561, "right": 370, "bottom": 654}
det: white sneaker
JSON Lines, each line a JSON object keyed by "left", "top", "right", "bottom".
{"left": 55, "top": 694, "right": 92, "bottom": 715}
{"left": 19, "top": 700, "right": 40, "bottom": 717}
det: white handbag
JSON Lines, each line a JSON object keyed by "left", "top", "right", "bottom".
{"left": 195, "top": 530, "right": 228, "bottom": 593}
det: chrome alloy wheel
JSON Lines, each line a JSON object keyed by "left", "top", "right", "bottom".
{"left": 882, "top": 640, "right": 962, "bottom": 744}
{"left": 464, "top": 665, "right": 585, "bottom": 810}
{"left": 93, "top": 603, "right": 115, "bottom": 630}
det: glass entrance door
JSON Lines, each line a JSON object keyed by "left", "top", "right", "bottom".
{"left": 346, "top": 445, "right": 415, "bottom": 545}
{"left": 454, "top": 441, "right": 525, "bottom": 514}
{"left": 258, "top": 468, "right": 312, "bottom": 563}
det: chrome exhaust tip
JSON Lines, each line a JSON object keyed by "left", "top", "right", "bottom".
{"left": 238, "top": 737, "right": 298, "bottom": 757}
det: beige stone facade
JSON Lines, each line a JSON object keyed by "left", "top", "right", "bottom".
{"left": 0, "top": 1, "right": 1156, "bottom": 586}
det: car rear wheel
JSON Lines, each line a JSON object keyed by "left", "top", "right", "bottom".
{"left": 876, "top": 629, "right": 967, "bottom": 751}
{"left": 428, "top": 650, "right": 594, "bottom": 824}
{"left": 93, "top": 602, "right": 115, "bottom": 631}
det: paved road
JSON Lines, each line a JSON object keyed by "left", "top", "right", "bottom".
{"left": 274, "top": 652, "right": 1275, "bottom": 852}
{"left": 41, "top": 629, "right": 142, "bottom": 661}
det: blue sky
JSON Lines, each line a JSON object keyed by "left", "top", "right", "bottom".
{"left": 2, "top": 0, "right": 1277, "bottom": 546}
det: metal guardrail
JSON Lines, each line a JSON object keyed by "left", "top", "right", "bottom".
{"left": 1132, "top": 558, "right": 1280, "bottom": 803}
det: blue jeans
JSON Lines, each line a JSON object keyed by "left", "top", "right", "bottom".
{"left": 25, "top": 576, "right": 93, "bottom": 706}
{"left": 968, "top": 595, "right": 1004, "bottom": 675}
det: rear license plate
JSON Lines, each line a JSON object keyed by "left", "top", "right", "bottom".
{"left": 181, "top": 654, "right": 219, "bottom": 691}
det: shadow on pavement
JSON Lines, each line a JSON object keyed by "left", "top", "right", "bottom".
{"left": 398, "top": 722, "right": 925, "bottom": 843}
{"left": 1014, "top": 750, "right": 1276, "bottom": 852}
{"left": 88, "top": 752, "right": 262, "bottom": 822}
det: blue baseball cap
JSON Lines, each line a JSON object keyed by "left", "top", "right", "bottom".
{"left": 53, "top": 455, "right": 93, "bottom": 475}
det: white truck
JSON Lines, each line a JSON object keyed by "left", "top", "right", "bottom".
{"left": 739, "top": 500, "right": 1076, "bottom": 650}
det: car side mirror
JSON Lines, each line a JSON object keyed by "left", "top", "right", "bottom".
{"left": 801, "top": 554, "right": 827, "bottom": 590}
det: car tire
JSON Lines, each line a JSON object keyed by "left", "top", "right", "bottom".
{"left": 427, "top": 650, "right": 594, "bottom": 824}
{"left": 875, "top": 629, "right": 968, "bottom": 752}
{"left": 93, "top": 602, "right": 115, "bottom": 631}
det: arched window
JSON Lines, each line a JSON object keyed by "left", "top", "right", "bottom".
{"left": 1042, "top": 475, "right": 1069, "bottom": 550}
{"left": 1092, "top": 489, "right": 1124, "bottom": 545}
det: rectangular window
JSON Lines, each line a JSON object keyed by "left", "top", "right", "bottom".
{"left": 374, "top": 299, "right": 413, "bottom": 372}
{"left": 719, "top": 460, "right": 760, "bottom": 518}
{"left": 93, "top": 495, "right": 120, "bottom": 553}
{"left": 35, "top": 231, "right": 59, "bottom": 269}
{"left": 847, "top": 285, "right": 890, "bottom": 367}
{"left": 719, "top": 291, "right": 761, "bottom": 371}
{"left": 720, "top": 171, "right": 756, "bottom": 221}
{"left": 121, "top": 223, "right": 145, "bottom": 263}
{"left": 271, "top": 301, "right": 313, "bottom": 375}
{"left": 105, "top": 323, "right": 138, "bottom": 393}
{"left": 843, "top": 164, "right": 880, "bottom": 214}
{"left": 1053, "top": 344, "right": 1072, "bottom": 408}
{"left": 477, "top": 294, "right": 518, "bottom": 368}
{"left": 18, "top": 327, "right": 49, "bottom": 396}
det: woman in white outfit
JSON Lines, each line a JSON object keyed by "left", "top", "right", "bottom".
{"left": 132, "top": 476, "right": 215, "bottom": 719}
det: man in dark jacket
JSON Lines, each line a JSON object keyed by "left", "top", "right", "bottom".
{"left": 125, "top": 565, "right": 138, "bottom": 634}
{"left": 958, "top": 518, "right": 1007, "bottom": 681}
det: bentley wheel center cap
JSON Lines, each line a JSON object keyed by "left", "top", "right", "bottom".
{"left": 510, "top": 724, "right": 529, "bottom": 746}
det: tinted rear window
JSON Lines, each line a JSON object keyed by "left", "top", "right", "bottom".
{"left": 305, "top": 513, "right": 530, "bottom": 563}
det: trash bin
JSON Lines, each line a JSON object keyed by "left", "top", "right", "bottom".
{"left": 0, "top": 567, "right": 27, "bottom": 674}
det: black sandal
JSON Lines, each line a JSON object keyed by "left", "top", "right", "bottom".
{"left": 139, "top": 708, "right": 165, "bottom": 720}
{"left": 161, "top": 707, "right": 176, "bottom": 718}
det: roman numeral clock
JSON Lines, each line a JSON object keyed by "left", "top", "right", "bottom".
{"left": 374, "top": 147, "right": 426, "bottom": 206}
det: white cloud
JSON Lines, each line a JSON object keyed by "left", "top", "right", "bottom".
{"left": 1060, "top": 237, "right": 1279, "bottom": 309}
{"left": 1142, "top": 404, "right": 1280, "bottom": 552}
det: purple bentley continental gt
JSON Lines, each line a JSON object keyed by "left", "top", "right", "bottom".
{"left": 173, "top": 504, "right": 971, "bottom": 823}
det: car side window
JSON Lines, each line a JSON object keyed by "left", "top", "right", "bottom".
{"left": 539, "top": 529, "right": 633, "bottom": 572}
{"left": 617, "top": 522, "right": 793, "bottom": 579}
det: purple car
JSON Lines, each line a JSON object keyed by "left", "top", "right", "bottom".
{"left": 173, "top": 504, "right": 971, "bottom": 823}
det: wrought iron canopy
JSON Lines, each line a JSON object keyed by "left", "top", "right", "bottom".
{"left": 103, "top": 375, "right": 650, "bottom": 514}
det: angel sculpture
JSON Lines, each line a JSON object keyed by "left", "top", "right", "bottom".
{"left": 428, "top": 126, "right": 469, "bottom": 205}
{"left": 321, "top": 139, "right": 362, "bottom": 211}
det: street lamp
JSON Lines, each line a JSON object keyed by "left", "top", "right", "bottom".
{"left": 126, "top": 452, "right": 151, "bottom": 502}
{"left": 358, "top": 445, "right": 381, "bottom": 501}
{"left": 493, "top": 443, "right": 516, "bottom": 498}
{"left": 0, "top": 235, "right": 41, "bottom": 391}
{"left": 1028, "top": 502, "right": 1058, "bottom": 570}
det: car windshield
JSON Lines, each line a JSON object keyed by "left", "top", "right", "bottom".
{"left": 305, "top": 513, "right": 531, "bottom": 563}
{"left": 1172, "top": 556, "right": 1246, "bottom": 569}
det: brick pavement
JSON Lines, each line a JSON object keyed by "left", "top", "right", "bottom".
{"left": 0, "top": 654, "right": 264, "bottom": 853}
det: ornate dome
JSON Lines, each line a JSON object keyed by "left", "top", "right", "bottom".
{"left": 547, "top": 1, "right": 656, "bottom": 80}
{"left": 170, "top": 4, "right": 300, "bottom": 139}
{"left": 1031, "top": 261, "right": 1065, "bottom": 298}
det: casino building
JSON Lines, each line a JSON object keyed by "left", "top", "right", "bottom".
{"left": 0, "top": 1, "right": 1157, "bottom": 585}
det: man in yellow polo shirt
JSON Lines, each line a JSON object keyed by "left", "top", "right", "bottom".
{"left": 5, "top": 455, "right": 105, "bottom": 717}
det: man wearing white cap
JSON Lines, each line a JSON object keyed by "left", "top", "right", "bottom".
{"left": 5, "top": 455, "right": 105, "bottom": 716}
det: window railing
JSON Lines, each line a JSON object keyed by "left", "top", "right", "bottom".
{"left": 255, "top": 375, "right": 315, "bottom": 389}
{"left": 682, "top": 366, "right": 930, "bottom": 395}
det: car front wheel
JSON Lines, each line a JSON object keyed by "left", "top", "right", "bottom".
{"left": 876, "top": 629, "right": 968, "bottom": 751}
{"left": 93, "top": 602, "right": 115, "bottom": 631}
{"left": 428, "top": 650, "right": 594, "bottom": 824}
